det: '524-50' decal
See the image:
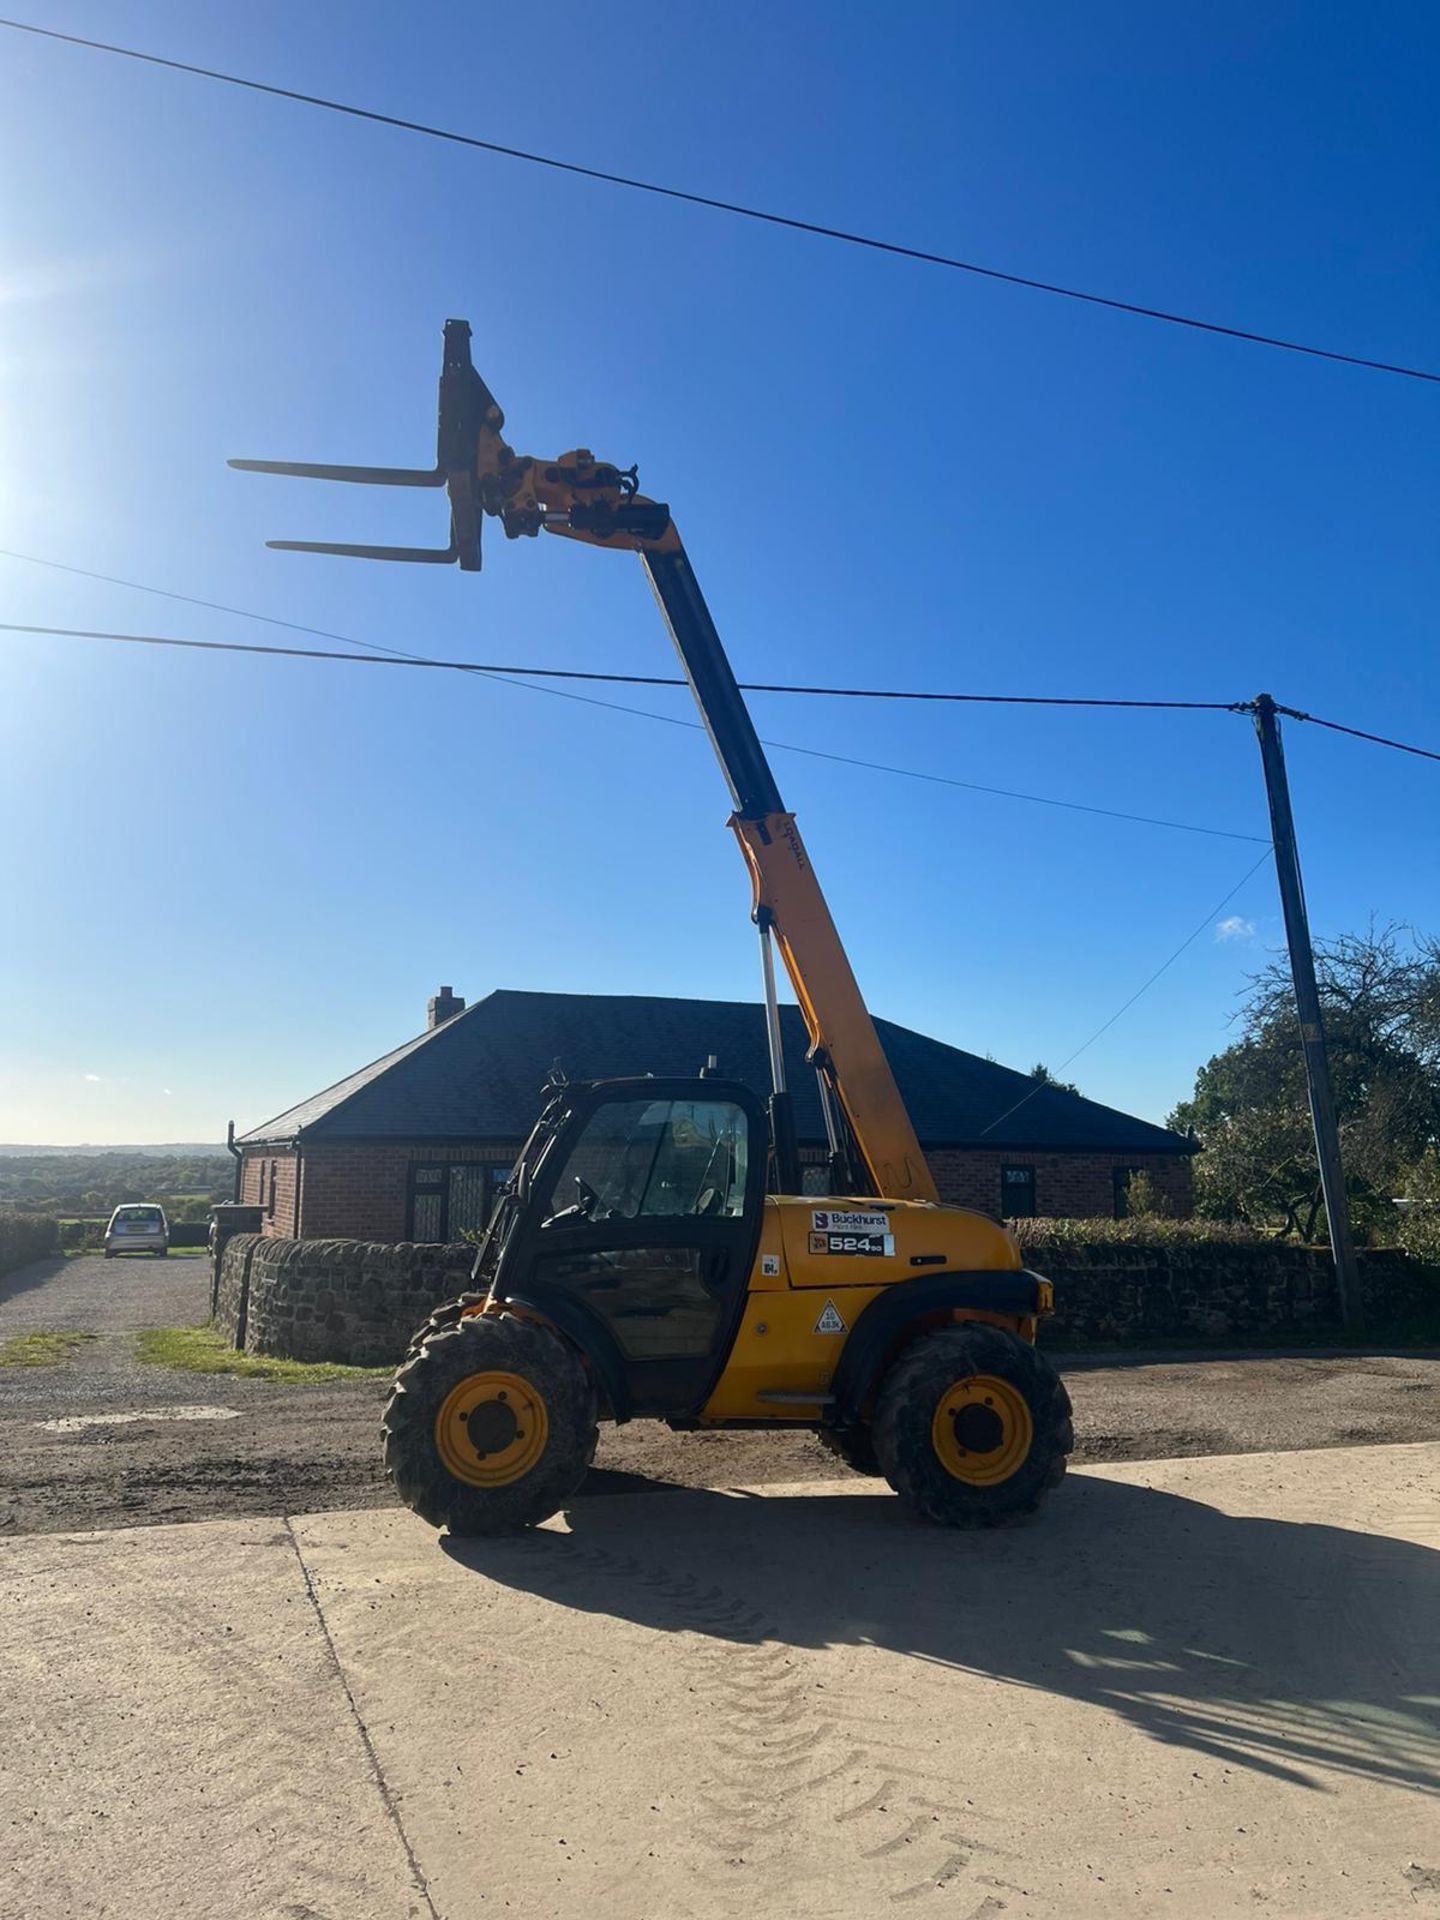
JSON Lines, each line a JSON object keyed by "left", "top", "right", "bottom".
{"left": 809, "top": 1209, "right": 894, "bottom": 1258}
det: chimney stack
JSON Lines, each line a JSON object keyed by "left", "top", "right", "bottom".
{"left": 427, "top": 985, "right": 465, "bottom": 1030}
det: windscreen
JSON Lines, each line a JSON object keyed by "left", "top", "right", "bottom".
{"left": 545, "top": 1098, "right": 749, "bottom": 1223}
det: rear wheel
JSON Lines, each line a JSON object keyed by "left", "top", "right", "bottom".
{"left": 817, "top": 1424, "right": 883, "bottom": 1477}
{"left": 872, "top": 1324, "right": 1072, "bottom": 1528}
{"left": 382, "top": 1313, "right": 596, "bottom": 1535}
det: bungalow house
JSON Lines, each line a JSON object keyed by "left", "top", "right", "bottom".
{"left": 235, "top": 987, "right": 1193, "bottom": 1240}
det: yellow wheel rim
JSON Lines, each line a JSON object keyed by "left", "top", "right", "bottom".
{"left": 434, "top": 1370, "right": 549, "bottom": 1489}
{"left": 931, "top": 1374, "right": 1033, "bottom": 1486}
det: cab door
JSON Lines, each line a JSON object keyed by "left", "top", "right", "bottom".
{"left": 505, "top": 1080, "right": 766, "bottom": 1416}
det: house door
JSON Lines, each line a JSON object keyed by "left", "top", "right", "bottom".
{"left": 408, "top": 1163, "right": 508, "bottom": 1242}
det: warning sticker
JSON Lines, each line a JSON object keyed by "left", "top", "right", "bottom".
{"left": 813, "top": 1300, "right": 847, "bottom": 1335}
{"left": 761, "top": 1253, "right": 781, "bottom": 1278}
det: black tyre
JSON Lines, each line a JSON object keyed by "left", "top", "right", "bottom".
{"left": 817, "top": 1424, "right": 883, "bottom": 1477}
{"left": 156, "top": 1248, "right": 168, "bottom": 1258}
{"left": 872, "top": 1324, "right": 1072, "bottom": 1528}
{"left": 382, "top": 1314, "right": 597, "bottom": 1535}
{"left": 403, "top": 1291, "right": 485, "bottom": 1363}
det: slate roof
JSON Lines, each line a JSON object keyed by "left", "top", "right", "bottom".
{"left": 239, "top": 990, "right": 1193, "bottom": 1157}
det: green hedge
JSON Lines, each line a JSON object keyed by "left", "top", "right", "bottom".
{"left": 0, "top": 1209, "right": 60, "bottom": 1276}
{"left": 1012, "top": 1214, "right": 1267, "bottom": 1250}
{"left": 60, "top": 1217, "right": 209, "bottom": 1249}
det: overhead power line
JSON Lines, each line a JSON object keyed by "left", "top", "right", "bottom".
{"left": 975, "top": 845, "right": 1275, "bottom": 1140}
{"left": 0, "top": 619, "right": 1268, "bottom": 843}
{"left": 3, "top": 16, "right": 1437, "bottom": 388}
{"left": 10, "top": 550, "right": 1439, "bottom": 768}
{"left": 1274, "top": 702, "right": 1440, "bottom": 768}
{"left": 0, "top": 549, "right": 1240, "bottom": 712}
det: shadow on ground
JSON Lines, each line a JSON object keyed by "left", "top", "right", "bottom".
{"left": 0, "top": 1254, "right": 71, "bottom": 1312}
{"left": 444, "top": 1471, "right": 1440, "bottom": 1800}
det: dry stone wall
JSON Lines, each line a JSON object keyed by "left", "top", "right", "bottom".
{"left": 215, "top": 1236, "right": 476, "bottom": 1366}
{"left": 1035, "top": 1243, "right": 1434, "bottom": 1344}
{"left": 213, "top": 1234, "right": 1436, "bottom": 1366}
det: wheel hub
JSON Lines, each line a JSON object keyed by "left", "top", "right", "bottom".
{"left": 931, "top": 1374, "right": 1033, "bottom": 1486}
{"left": 464, "top": 1398, "right": 519, "bottom": 1453}
{"left": 434, "top": 1370, "right": 548, "bottom": 1488}
{"left": 950, "top": 1401, "right": 1005, "bottom": 1453}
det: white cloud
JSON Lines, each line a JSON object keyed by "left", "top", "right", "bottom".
{"left": 82, "top": 1072, "right": 102, "bottom": 1083}
{"left": 1216, "top": 916, "right": 1256, "bottom": 943}
{"left": 163, "top": 1089, "right": 173, "bottom": 1096}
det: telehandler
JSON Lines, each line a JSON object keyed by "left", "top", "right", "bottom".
{"left": 233, "top": 321, "right": 1073, "bottom": 1532}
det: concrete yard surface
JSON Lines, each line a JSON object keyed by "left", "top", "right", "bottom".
{"left": 2, "top": 1446, "right": 1438, "bottom": 1919}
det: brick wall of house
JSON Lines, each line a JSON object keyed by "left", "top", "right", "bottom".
{"left": 241, "top": 1139, "right": 1193, "bottom": 1240}
{"left": 240, "top": 1142, "right": 520, "bottom": 1242}
{"left": 239, "top": 1148, "right": 300, "bottom": 1238}
{"left": 927, "top": 1148, "right": 1193, "bottom": 1221}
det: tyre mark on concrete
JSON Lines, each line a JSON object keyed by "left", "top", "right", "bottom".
{"left": 497, "top": 1525, "right": 1011, "bottom": 1905}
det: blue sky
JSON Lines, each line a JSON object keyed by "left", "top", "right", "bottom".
{"left": 1, "top": 2, "right": 1436, "bottom": 1144}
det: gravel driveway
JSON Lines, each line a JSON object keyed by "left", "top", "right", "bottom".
{"left": 0, "top": 1249, "right": 211, "bottom": 1335}
{"left": 3, "top": 1253, "right": 1439, "bottom": 1536}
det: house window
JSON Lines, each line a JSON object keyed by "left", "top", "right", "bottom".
{"left": 1000, "top": 1165, "right": 1036, "bottom": 1218}
{"left": 1113, "top": 1167, "right": 1140, "bottom": 1220}
{"left": 407, "top": 1162, "right": 512, "bottom": 1243}
{"left": 266, "top": 1159, "right": 277, "bottom": 1217}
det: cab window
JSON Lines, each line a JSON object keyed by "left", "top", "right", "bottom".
{"left": 543, "top": 1098, "right": 749, "bottom": 1225}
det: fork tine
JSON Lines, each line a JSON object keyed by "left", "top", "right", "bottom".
{"left": 265, "top": 539, "right": 459, "bottom": 564}
{"left": 230, "top": 459, "right": 446, "bottom": 488}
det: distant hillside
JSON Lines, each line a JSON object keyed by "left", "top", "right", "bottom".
{"left": 0, "top": 1144, "right": 226, "bottom": 1157}
{"left": 0, "top": 1151, "right": 233, "bottom": 1219}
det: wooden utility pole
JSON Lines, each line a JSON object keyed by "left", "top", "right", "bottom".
{"left": 1252, "top": 694, "right": 1363, "bottom": 1330}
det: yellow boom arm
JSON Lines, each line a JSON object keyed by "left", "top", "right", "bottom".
{"left": 232, "top": 321, "right": 938, "bottom": 1204}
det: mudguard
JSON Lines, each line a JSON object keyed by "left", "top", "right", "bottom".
{"left": 499, "top": 1285, "right": 633, "bottom": 1423}
{"left": 828, "top": 1270, "right": 1052, "bottom": 1425}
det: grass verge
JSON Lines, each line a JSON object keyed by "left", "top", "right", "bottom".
{"left": 0, "top": 1330, "right": 99, "bottom": 1368}
{"left": 136, "top": 1323, "right": 393, "bottom": 1383}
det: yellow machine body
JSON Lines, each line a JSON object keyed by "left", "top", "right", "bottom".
{"left": 698, "top": 1196, "right": 1044, "bottom": 1422}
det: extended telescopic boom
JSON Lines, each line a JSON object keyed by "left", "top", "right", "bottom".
{"left": 232, "top": 321, "right": 938, "bottom": 1204}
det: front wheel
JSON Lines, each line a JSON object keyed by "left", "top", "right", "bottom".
{"left": 382, "top": 1313, "right": 596, "bottom": 1535}
{"left": 872, "top": 1324, "right": 1072, "bottom": 1528}
{"left": 403, "top": 1291, "right": 485, "bottom": 1364}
